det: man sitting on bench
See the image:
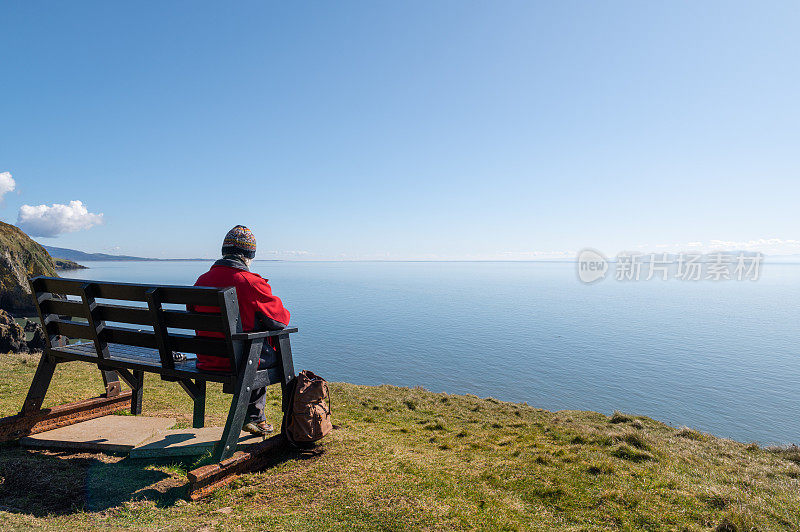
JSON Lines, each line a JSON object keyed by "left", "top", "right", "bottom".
{"left": 192, "top": 225, "right": 291, "bottom": 437}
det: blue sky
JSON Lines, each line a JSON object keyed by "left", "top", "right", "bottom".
{"left": 1, "top": 1, "right": 798, "bottom": 259}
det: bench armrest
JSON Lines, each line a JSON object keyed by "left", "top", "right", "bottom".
{"left": 231, "top": 327, "right": 298, "bottom": 340}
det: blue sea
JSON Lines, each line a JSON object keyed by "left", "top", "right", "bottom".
{"left": 65, "top": 260, "right": 800, "bottom": 445}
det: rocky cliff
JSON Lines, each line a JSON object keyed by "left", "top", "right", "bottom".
{"left": 0, "top": 221, "right": 58, "bottom": 316}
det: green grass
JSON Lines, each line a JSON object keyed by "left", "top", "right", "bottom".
{"left": 0, "top": 352, "right": 799, "bottom": 530}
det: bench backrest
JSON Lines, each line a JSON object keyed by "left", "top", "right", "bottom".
{"left": 29, "top": 276, "right": 244, "bottom": 375}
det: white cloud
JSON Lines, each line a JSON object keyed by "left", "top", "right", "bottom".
{"left": 17, "top": 200, "right": 104, "bottom": 237}
{"left": 633, "top": 239, "right": 800, "bottom": 256}
{"left": 707, "top": 238, "right": 800, "bottom": 251}
{"left": 0, "top": 172, "right": 15, "bottom": 200}
{"left": 264, "top": 250, "right": 312, "bottom": 256}
{"left": 500, "top": 250, "right": 575, "bottom": 260}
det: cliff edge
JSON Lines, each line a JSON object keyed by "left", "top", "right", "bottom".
{"left": 0, "top": 221, "right": 57, "bottom": 316}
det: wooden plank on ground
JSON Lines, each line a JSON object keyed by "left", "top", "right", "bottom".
{"left": 0, "top": 391, "right": 133, "bottom": 442}
{"left": 187, "top": 435, "right": 285, "bottom": 500}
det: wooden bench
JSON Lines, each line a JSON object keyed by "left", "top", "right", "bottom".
{"left": 0, "top": 275, "right": 297, "bottom": 466}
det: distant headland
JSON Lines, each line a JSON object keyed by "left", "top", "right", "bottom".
{"left": 40, "top": 245, "right": 212, "bottom": 262}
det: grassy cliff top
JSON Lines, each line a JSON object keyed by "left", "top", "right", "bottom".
{"left": 0, "top": 352, "right": 798, "bottom": 531}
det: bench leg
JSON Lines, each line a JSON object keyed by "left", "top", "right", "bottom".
{"left": 178, "top": 379, "right": 207, "bottom": 429}
{"left": 276, "top": 333, "right": 296, "bottom": 385}
{"left": 193, "top": 380, "right": 206, "bottom": 429}
{"left": 275, "top": 333, "right": 296, "bottom": 433}
{"left": 131, "top": 370, "right": 144, "bottom": 415}
{"left": 215, "top": 340, "right": 261, "bottom": 462}
{"left": 114, "top": 368, "right": 144, "bottom": 415}
{"left": 21, "top": 354, "right": 58, "bottom": 413}
{"left": 101, "top": 369, "right": 122, "bottom": 397}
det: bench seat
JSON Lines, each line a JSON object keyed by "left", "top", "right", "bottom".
{"left": 52, "top": 342, "right": 234, "bottom": 384}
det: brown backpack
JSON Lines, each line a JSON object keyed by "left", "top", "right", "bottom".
{"left": 282, "top": 370, "right": 332, "bottom": 448}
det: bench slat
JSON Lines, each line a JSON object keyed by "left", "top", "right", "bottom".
{"left": 50, "top": 343, "right": 235, "bottom": 385}
{"left": 40, "top": 298, "right": 86, "bottom": 319}
{"left": 47, "top": 319, "right": 93, "bottom": 339}
{"left": 33, "top": 277, "right": 223, "bottom": 307}
{"left": 104, "top": 327, "right": 231, "bottom": 358}
{"left": 45, "top": 320, "right": 232, "bottom": 359}
{"left": 98, "top": 303, "right": 150, "bottom": 324}
{"left": 40, "top": 299, "right": 227, "bottom": 332}
{"left": 163, "top": 309, "right": 226, "bottom": 332}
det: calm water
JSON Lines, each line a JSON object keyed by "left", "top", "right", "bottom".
{"left": 65, "top": 260, "right": 800, "bottom": 445}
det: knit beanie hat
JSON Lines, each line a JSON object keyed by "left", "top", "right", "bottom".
{"left": 222, "top": 225, "right": 257, "bottom": 259}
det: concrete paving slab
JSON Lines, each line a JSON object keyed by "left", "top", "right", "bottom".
{"left": 129, "top": 427, "right": 264, "bottom": 458}
{"left": 20, "top": 416, "right": 175, "bottom": 453}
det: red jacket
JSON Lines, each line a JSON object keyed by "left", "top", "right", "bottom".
{"left": 192, "top": 262, "right": 290, "bottom": 371}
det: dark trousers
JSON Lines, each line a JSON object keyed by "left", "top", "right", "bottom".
{"left": 246, "top": 342, "right": 281, "bottom": 423}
